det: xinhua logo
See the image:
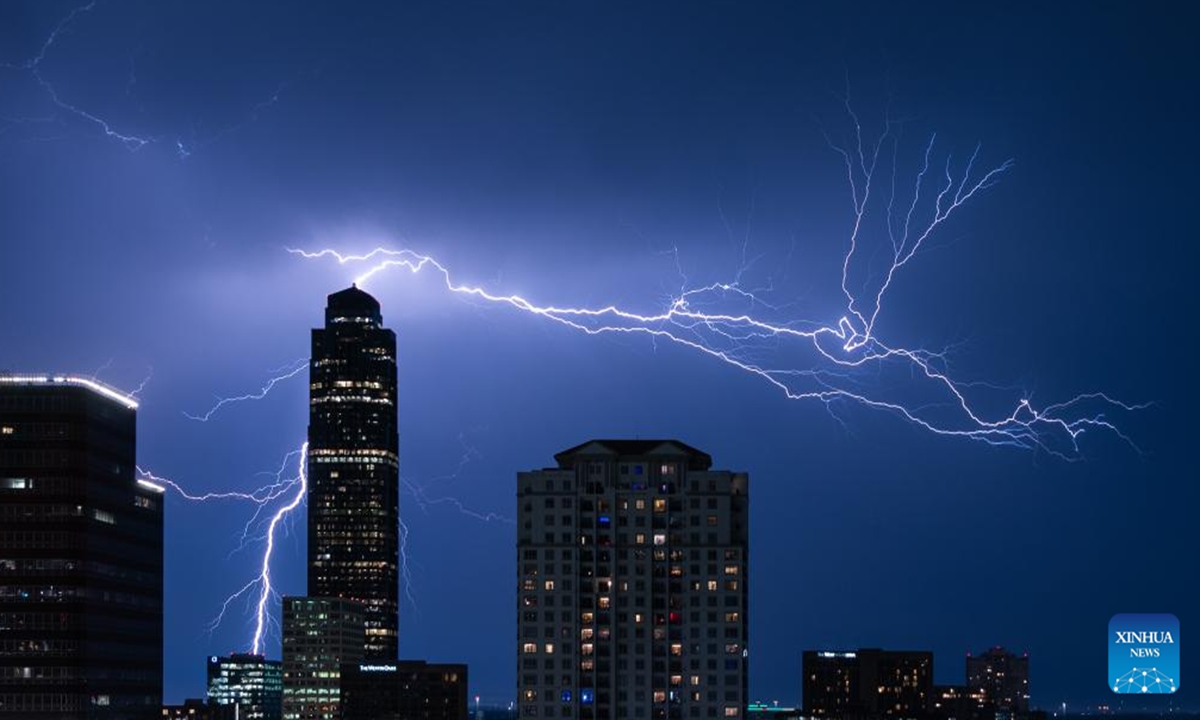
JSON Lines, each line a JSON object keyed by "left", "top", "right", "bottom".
{"left": 1109, "top": 614, "right": 1180, "bottom": 694}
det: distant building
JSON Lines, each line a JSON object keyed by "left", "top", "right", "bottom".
{"left": 747, "top": 703, "right": 804, "bottom": 718}
{"left": 282, "top": 596, "right": 366, "bottom": 719}
{"left": 207, "top": 654, "right": 283, "bottom": 720}
{"left": 803, "top": 649, "right": 933, "bottom": 720}
{"left": 966, "top": 648, "right": 1028, "bottom": 715}
{"left": 340, "top": 661, "right": 468, "bottom": 720}
{"left": 516, "top": 439, "right": 750, "bottom": 720}
{"left": 308, "top": 285, "right": 400, "bottom": 660}
{"left": 929, "top": 685, "right": 987, "bottom": 720}
{"left": 161, "top": 699, "right": 237, "bottom": 720}
{"left": 0, "top": 374, "right": 163, "bottom": 719}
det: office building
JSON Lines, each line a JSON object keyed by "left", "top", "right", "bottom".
{"left": 803, "top": 649, "right": 933, "bottom": 720}
{"left": 282, "top": 596, "right": 366, "bottom": 719}
{"left": 340, "top": 661, "right": 468, "bottom": 720}
{"left": 516, "top": 440, "right": 750, "bottom": 720}
{"left": 307, "top": 285, "right": 400, "bottom": 660}
{"left": 0, "top": 374, "right": 163, "bottom": 719}
{"left": 966, "top": 648, "right": 1028, "bottom": 715}
{"left": 207, "top": 653, "right": 283, "bottom": 720}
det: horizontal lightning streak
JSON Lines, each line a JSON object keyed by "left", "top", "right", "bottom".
{"left": 287, "top": 122, "right": 1145, "bottom": 459}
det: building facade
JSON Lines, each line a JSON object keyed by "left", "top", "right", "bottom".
{"left": 206, "top": 654, "right": 283, "bottom": 720}
{"left": 802, "top": 649, "right": 933, "bottom": 720}
{"left": 966, "top": 648, "right": 1028, "bottom": 716}
{"left": 282, "top": 596, "right": 366, "bottom": 720}
{"left": 516, "top": 440, "right": 750, "bottom": 720}
{"left": 307, "top": 285, "right": 400, "bottom": 660}
{"left": 340, "top": 661, "right": 468, "bottom": 720}
{"left": 0, "top": 375, "right": 163, "bottom": 719}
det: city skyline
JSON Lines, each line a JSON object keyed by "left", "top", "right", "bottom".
{"left": 1, "top": 0, "right": 1196, "bottom": 711}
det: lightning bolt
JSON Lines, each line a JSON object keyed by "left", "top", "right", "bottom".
{"left": 250, "top": 443, "right": 307, "bottom": 655}
{"left": 137, "top": 444, "right": 308, "bottom": 651}
{"left": 183, "top": 358, "right": 309, "bottom": 421}
{"left": 288, "top": 116, "right": 1145, "bottom": 458}
{"left": 1, "top": 1, "right": 153, "bottom": 150}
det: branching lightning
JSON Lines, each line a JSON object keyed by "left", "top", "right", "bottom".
{"left": 1, "top": 1, "right": 152, "bottom": 150}
{"left": 137, "top": 444, "right": 309, "bottom": 653}
{"left": 183, "top": 358, "right": 309, "bottom": 421}
{"left": 288, "top": 112, "right": 1146, "bottom": 459}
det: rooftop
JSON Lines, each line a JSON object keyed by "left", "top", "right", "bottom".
{"left": 325, "top": 283, "right": 383, "bottom": 324}
{"left": 554, "top": 439, "right": 713, "bottom": 470}
{"left": 0, "top": 373, "right": 138, "bottom": 410}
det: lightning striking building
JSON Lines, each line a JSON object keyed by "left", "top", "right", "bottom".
{"left": 0, "top": 375, "right": 163, "bottom": 719}
{"left": 307, "top": 285, "right": 400, "bottom": 660}
{"left": 517, "top": 440, "right": 750, "bottom": 720}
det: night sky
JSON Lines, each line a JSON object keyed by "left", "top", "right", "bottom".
{"left": 1, "top": 0, "right": 1197, "bottom": 709}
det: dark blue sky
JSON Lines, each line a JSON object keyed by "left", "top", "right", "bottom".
{"left": 1, "top": 0, "right": 1196, "bottom": 708}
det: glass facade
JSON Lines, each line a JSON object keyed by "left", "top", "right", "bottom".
{"left": 206, "top": 654, "right": 282, "bottom": 720}
{"left": 281, "top": 596, "right": 365, "bottom": 720}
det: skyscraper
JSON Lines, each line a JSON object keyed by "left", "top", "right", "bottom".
{"left": 516, "top": 440, "right": 750, "bottom": 720}
{"left": 0, "top": 374, "right": 163, "bottom": 719}
{"left": 307, "top": 285, "right": 400, "bottom": 660}
{"left": 282, "top": 596, "right": 366, "bottom": 719}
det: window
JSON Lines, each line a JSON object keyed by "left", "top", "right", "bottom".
{"left": 523, "top": 643, "right": 538, "bottom": 654}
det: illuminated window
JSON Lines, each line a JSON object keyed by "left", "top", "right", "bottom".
{"left": 598, "top": 597, "right": 611, "bottom": 609}
{"left": 635, "top": 499, "right": 646, "bottom": 510}
{"left": 523, "top": 643, "right": 537, "bottom": 654}
{"left": 725, "top": 612, "right": 739, "bottom": 622}
{"left": 544, "top": 580, "right": 555, "bottom": 591}
{"left": 707, "top": 580, "right": 718, "bottom": 592}
{"left": 544, "top": 643, "right": 555, "bottom": 654}
{"left": 660, "top": 464, "right": 674, "bottom": 475}
{"left": 635, "top": 533, "right": 646, "bottom": 545}
{"left": 0, "top": 426, "right": 14, "bottom": 435}
{"left": 653, "top": 499, "right": 667, "bottom": 513}
{"left": 653, "top": 534, "right": 666, "bottom": 546}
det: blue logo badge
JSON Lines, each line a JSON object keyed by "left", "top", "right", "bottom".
{"left": 1109, "top": 614, "right": 1179, "bottom": 694}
